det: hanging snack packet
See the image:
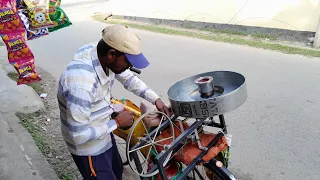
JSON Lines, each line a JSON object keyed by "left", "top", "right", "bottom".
{"left": 18, "top": 10, "right": 49, "bottom": 40}
{"left": 0, "top": 4, "right": 25, "bottom": 33}
{"left": 24, "top": 0, "right": 54, "bottom": 29}
{"left": 16, "top": 0, "right": 26, "bottom": 10}
{"left": 0, "top": 29, "right": 34, "bottom": 64}
{"left": 1, "top": 0, "right": 16, "bottom": 10}
{"left": 55, "top": 0, "right": 61, "bottom": 7}
{"left": 27, "top": 26, "right": 49, "bottom": 40}
{"left": 48, "top": 0, "right": 71, "bottom": 32}
{"left": 12, "top": 58, "right": 41, "bottom": 85}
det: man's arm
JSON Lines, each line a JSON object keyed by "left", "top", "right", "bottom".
{"left": 115, "top": 69, "right": 160, "bottom": 104}
{"left": 64, "top": 87, "right": 117, "bottom": 146}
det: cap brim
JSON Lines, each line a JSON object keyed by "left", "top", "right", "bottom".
{"left": 125, "top": 53, "right": 150, "bottom": 69}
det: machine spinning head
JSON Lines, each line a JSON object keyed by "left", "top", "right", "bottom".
{"left": 195, "top": 76, "right": 214, "bottom": 98}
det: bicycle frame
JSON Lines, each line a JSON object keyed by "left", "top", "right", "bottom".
{"left": 130, "top": 114, "right": 236, "bottom": 180}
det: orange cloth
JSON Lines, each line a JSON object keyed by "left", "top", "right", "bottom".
{"left": 154, "top": 121, "right": 228, "bottom": 165}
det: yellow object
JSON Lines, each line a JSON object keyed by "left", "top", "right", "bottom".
{"left": 111, "top": 99, "right": 141, "bottom": 117}
{"left": 111, "top": 98, "right": 149, "bottom": 156}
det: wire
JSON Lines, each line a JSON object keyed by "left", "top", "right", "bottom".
{"left": 228, "top": 0, "right": 249, "bottom": 24}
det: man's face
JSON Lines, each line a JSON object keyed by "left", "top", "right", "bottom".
{"left": 107, "top": 50, "right": 132, "bottom": 74}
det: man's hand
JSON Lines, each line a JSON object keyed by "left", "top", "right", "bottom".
{"left": 155, "top": 99, "right": 171, "bottom": 117}
{"left": 115, "top": 110, "right": 134, "bottom": 128}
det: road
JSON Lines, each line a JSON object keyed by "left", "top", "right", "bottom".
{"left": 26, "top": 1, "right": 320, "bottom": 179}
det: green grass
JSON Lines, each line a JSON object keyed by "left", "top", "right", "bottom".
{"left": 7, "top": 72, "right": 44, "bottom": 94}
{"left": 16, "top": 111, "right": 50, "bottom": 154}
{"left": 16, "top": 111, "right": 74, "bottom": 180}
{"left": 93, "top": 14, "right": 320, "bottom": 57}
{"left": 183, "top": 25, "right": 277, "bottom": 40}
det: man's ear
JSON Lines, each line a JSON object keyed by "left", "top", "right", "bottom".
{"left": 107, "top": 49, "right": 116, "bottom": 61}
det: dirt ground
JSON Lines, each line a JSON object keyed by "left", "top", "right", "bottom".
{"left": 26, "top": 68, "right": 140, "bottom": 180}
{"left": 27, "top": 68, "right": 82, "bottom": 179}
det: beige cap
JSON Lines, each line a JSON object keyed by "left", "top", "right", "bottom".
{"left": 101, "top": 24, "right": 150, "bottom": 69}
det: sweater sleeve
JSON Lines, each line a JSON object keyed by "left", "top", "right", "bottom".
{"left": 115, "top": 69, "right": 160, "bottom": 104}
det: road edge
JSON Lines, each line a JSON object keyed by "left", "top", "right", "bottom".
{"left": 0, "top": 45, "right": 59, "bottom": 180}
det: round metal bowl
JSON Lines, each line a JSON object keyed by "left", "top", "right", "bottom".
{"left": 167, "top": 71, "right": 247, "bottom": 119}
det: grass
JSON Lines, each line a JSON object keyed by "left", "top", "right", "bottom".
{"left": 15, "top": 111, "right": 74, "bottom": 180}
{"left": 92, "top": 14, "right": 320, "bottom": 57}
{"left": 7, "top": 72, "right": 44, "bottom": 94}
{"left": 16, "top": 111, "right": 50, "bottom": 154}
{"left": 9, "top": 73, "right": 73, "bottom": 179}
{"left": 182, "top": 24, "right": 277, "bottom": 40}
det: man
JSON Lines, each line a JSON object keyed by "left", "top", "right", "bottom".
{"left": 57, "top": 24, "right": 170, "bottom": 180}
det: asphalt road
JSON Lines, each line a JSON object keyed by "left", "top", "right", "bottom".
{"left": 26, "top": 1, "right": 320, "bottom": 179}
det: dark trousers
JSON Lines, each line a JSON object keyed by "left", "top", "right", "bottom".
{"left": 71, "top": 134, "right": 123, "bottom": 180}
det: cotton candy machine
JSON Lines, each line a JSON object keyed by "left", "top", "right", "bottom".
{"left": 124, "top": 71, "right": 247, "bottom": 180}
{"left": 168, "top": 71, "right": 247, "bottom": 119}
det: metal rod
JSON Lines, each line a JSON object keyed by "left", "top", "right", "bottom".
{"left": 145, "top": 142, "right": 187, "bottom": 178}
{"left": 219, "top": 115, "right": 228, "bottom": 134}
{"left": 192, "top": 170, "right": 195, "bottom": 179}
{"left": 130, "top": 115, "right": 178, "bottom": 179}
{"left": 131, "top": 115, "right": 178, "bottom": 150}
{"left": 148, "top": 119, "right": 205, "bottom": 180}
{"left": 176, "top": 132, "right": 224, "bottom": 180}
{"left": 132, "top": 151, "right": 143, "bottom": 175}
{"left": 194, "top": 167, "right": 205, "bottom": 180}
{"left": 208, "top": 122, "right": 223, "bottom": 129}
{"left": 204, "top": 158, "right": 235, "bottom": 180}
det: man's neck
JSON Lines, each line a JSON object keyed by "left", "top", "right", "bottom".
{"left": 98, "top": 57, "right": 109, "bottom": 77}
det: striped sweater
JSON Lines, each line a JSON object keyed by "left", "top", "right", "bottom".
{"left": 57, "top": 43, "right": 160, "bottom": 156}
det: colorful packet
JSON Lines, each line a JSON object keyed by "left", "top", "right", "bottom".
{"left": 1, "top": 0, "right": 16, "bottom": 10}
{"left": 18, "top": 10, "right": 49, "bottom": 40}
{"left": 16, "top": 0, "right": 26, "bottom": 10}
{"left": 0, "top": 5, "right": 25, "bottom": 33}
{"left": 27, "top": 26, "right": 49, "bottom": 40}
{"left": 0, "top": 29, "right": 34, "bottom": 63}
{"left": 55, "top": 0, "right": 61, "bottom": 7}
{"left": 12, "top": 58, "right": 41, "bottom": 85}
{"left": 48, "top": 0, "right": 71, "bottom": 32}
{"left": 24, "top": 0, "right": 54, "bottom": 29}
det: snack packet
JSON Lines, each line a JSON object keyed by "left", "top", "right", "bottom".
{"left": 1, "top": 0, "right": 16, "bottom": 10}
{"left": 24, "top": 0, "right": 54, "bottom": 29}
{"left": 0, "top": 3, "right": 25, "bottom": 33}
{"left": 0, "top": 29, "right": 34, "bottom": 63}
{"left": 55, "top": 0, "right": 60, "bottom": 6}
{"left": 18, "top": 10, "right": 49, "bottom": 40}
{"left": 27, "top": 26, "right": 49, "bottom": 40}
{"left": 12, "top": 58, "right": 41, "bottom": 85}
{"left": 16, "top": 0, "right": 26, "bottom": 10}
{"left": 48, "top": 0, "right": 71, "bottom": 32}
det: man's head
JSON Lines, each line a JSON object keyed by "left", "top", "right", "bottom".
{"left": 97, "top": 25, "right": 149, "bottom": 74}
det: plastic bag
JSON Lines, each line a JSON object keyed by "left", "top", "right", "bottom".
{"left": 13, "top": 58, "right": 41, "bottom": 85}
{"left": 48, "top": 0, "right": 71, "bottom": 32}
{"left": 24, "top": 0, "right": 54, "bottom": 29}
{"left": 0, "top": 29, "right": 34, "bottom": 63}
{"left": 0, "top": 3, "right": 25, "bottom": 33}
{"left": 140, "top": 100, "right": 161, "bottom": 128}
{"left": 18, "top": 10, "right": 49, "bottom": 40}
